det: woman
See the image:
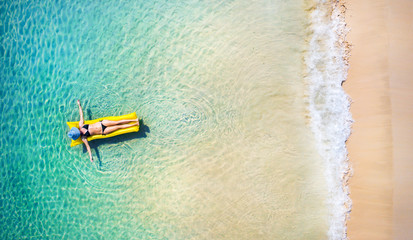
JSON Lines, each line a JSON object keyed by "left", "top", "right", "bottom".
{"left": 67, "top": 100, "right": 139, "bottom": 162}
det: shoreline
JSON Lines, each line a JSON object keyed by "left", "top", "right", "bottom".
{"left": 306, "top": 1, "right": 352, "bottom": 238}
{"left": 343, "top": 0, "right": 413, "bottom": 239}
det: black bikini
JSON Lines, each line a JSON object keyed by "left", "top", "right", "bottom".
{"left": 100, "top": 121, "right": 107, "bottom": 135}
{"left": 82, "top": 121, "right": 107, "bottom": 137}
{"left": 82, "top": 124, "right": 91, "bottom": 137}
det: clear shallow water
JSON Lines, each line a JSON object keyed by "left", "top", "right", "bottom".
{"left": 0, "top": 0, "right": 350, "bottom": 239}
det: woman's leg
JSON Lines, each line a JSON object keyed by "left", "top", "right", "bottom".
{"left": 103, "top": 122, "right": 139, "bottom": 135}
{"left": 101, "top": 119, "right": 139, "bottom": 127}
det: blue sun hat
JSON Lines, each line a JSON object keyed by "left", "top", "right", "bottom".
{"left": 68, "top": 127, "right": 80, "bottom": 140}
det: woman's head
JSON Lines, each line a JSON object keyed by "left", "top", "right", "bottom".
{"left": 68, "top": 127, "right": 80, "bottom": 140}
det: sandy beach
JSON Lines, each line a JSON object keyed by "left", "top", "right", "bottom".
{"left": 343, "top": 0, "right": 413, "bottom": 239}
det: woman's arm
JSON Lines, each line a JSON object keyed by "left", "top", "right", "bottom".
{"left": 77, "top": 100, "right": 84, "bottom": 126}
{"left": 81, "top": 137, "right": 93, "bottom": 162}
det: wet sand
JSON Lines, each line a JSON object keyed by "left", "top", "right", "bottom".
{"left": 343, "top": 0, "right": 413, "bottom": 239}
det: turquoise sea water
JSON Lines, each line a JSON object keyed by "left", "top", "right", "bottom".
{"left": 0, "top": 0, "right": 351, "bottom": 239}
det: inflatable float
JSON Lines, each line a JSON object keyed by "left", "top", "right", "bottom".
{"left": 67, "top": 112, "right": 139, "bottom": 147}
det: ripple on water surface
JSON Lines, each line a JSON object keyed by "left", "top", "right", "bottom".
{"left": 0, "top": 0, "right": 334, "bottom": 239}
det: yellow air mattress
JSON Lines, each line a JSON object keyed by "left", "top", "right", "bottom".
{"left": 67, "top": 112, "right": 139, "bottom": 147}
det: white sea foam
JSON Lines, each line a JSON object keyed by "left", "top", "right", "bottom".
{"left": 305, "top": 1, "right": 352, "bottom": 239}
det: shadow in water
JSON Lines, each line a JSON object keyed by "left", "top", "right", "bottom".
{"left": 86, "top": 109, "right": 93, "bottom": 120}
{"left": 82, "top": 119, "right": 150, "bottom": 168}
